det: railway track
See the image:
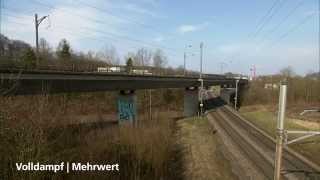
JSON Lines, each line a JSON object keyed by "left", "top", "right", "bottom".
{"left": 207, "top": 105, "right": 320, "bottom": 180}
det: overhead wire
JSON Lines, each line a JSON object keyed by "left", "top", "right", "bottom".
{"left": 75, "top": 0, "right": 160, "bottom": 32}
{"left": 220, "top": 0, "right": 311, "bottom": 74}
{"left": 218, "top": 0, "right": 284, "bottom": 66}
{"left": 4, "top": 19, "right": 156, "bottom": 58}
{"left": 255, "top": 0, "right": 306, "bottom": 49}
{"left": 244, "top": 12, "right": 316, "bottom": 64}
{"left": 3, "top": 10, "right": 180, "bottom": 58}
{"left": 74, "top": 0, "right": 186, "bottom": 45}
{"left": 267, "top": 13, "right": 316, "bottom": 49}
{"left": 252, "top": 0, "right": 288, "bottom": 41}
{"left": 249, "top": 0, "right": 281, "bottom": 39}
{"left": 27, "top": 0, "right": 180, "bottom": 54}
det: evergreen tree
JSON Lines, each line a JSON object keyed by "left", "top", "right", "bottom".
{"left": 126, "top": 57, "right": 133, "bottom": 74}
{"left": 56, "top": 39, "right": 71, "bottom": 61}
{"left": 22, "top": 47, "right": 36, "bottom": 68}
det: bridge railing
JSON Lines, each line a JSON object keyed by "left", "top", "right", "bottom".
{"left": 0, "top": 61, "right": 184, "bottom": 76}
{"left": 0, "top": 61, "right": 232, "bottom": 80}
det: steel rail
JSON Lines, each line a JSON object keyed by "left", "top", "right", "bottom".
{"left": 208, "top": 106, "right": 320, "bottom": 180}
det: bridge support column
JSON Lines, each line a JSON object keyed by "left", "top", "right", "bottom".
{"left": 184, "top": 87, "right": 199, "bottom": 117}
{"left": 118, "top": 90, "right": 137, "bottom": 123}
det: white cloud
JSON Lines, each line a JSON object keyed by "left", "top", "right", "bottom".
{"left": 138, "top": 0, "right": 159, "bottom": 7}
{"left": 304, "top": 10, "right": 319, "bottom": 16}
{"left": 123, "top": 3, "right": 157, "bottom": 17}
{"left": 178, "top": 22, "right": 209, "bottom": 34}
{"left": 153, "top": 36, "right": 164, "bottom": 42}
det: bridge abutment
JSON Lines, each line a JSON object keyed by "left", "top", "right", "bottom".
{"left": 184, "top": 87, "right": 199, "bottom": 117}
{"left": 117, "top": 90, "right": 137, "bottom": 123}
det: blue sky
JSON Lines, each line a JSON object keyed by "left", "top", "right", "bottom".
{"left": 1, "top": 0, "right": 319, "bottom": 75}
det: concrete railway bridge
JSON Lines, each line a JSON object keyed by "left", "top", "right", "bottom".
{"left": 0, "top": 70, "right": 248, "bottom": 120}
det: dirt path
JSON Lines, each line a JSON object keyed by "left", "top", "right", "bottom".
{"left": 176, "top": 117, "right": 237, "bottom": 180}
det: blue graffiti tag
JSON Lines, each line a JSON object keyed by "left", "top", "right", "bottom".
{"left": 118, "top": 98, "right": 136, "bottom": 122}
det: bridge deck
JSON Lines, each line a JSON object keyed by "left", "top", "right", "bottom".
{"left": 0, "top": 70, "right": 247, "bottom": 95}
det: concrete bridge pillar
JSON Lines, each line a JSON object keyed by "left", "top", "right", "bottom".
{"left": 118, "top": 90, "right": 137, "bottom": 123}
{"left": 184, "top": 87, "right": 199, "bottom": 117}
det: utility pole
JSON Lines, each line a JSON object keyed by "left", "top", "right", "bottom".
{"left": 149, "top": 89, "right": 152, "bottom": 120}
{"left": 250, "top": 65, "right": 257, "bottom": 80}
{"left": 0, "top": 0, "right": 2, "bottom": 35}
{"left": 199, "top": 42, "right": 204, "bottom": 116}
{"left": 274, "top": 81, "right": 287, "bottom": 180}
{"left": 34, "top": 13, "right": 48, "bottom": 67}
{"left": 142, "top": 49, "right": 145, "bottom": 75}
{"left": 200, "top": 42, "right": 203, "bottom": 79}
{"left": 0, "top": 0, "right": 3, "bottom": 56}
{"left": 183, "top": 52, "right": 186, "bottom": 76}
{"left": 234, "top": 79, "right": 239, "bottom": 110}
{"left": 318, "top": 0, "right": 320, "bottom": 79}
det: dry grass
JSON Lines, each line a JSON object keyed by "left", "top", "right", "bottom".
{"left": 176, "top": 117, "right": 237, "bottom": 180}
{"left": 0, "top": 91, "right": 183, "bottom": 180}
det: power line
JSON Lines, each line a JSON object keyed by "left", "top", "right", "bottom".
{"left": 256, "top": 0, "right": 306, "bottom": 48}
{"left": 75, "top": 0, "right": 183, "bottom": 44}
{"left": 2, "top": 5, "right": 35, "bottom": 15}
{"left": 0, "top": 0, "right": 3, "bottom": 56}
{"left": 3, "top": 6, "right": 181, "bottom": 56}
{"left": 261, "top": 13, "right": 315, "bottom": 50}
{"left": 249, "top": 0, "right": 281, "bottom": 39}
{"left": 252, "top": 0, "right": 288, "bottom": 44}
{"left": 318, "top": 0, "right": 320, "bottom": 78}
{"left": 28, "top": 0, "right": 131, "bottom": 31}
{"left": 4, "top": 19, "right": 29, "bottom": 26}
{"left": 218, "top": 0, "right": 284, "bottom": 67}
{"left": 27, "top": 0, "right": 180, "bottom": 53}
{"left": 4, "top": 16, "right": 180, "bottom": 59}
{"left": 75, "top": 0, "right": 159, "bottom": 32}
{"left": 239, "top": 12, "right": 316, "bottom": 72}
{"left": 54, "top": 25, "right": 181, "bottom": 56}
{"left": 3, "top": 10, "right": 38, "bottom": 21}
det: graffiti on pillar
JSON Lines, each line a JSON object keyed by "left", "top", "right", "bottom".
{"left": 118, "top": 96, "right": 136, "bottom": 122}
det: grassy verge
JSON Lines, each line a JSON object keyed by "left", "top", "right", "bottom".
{"left": 0, "top": 92, "right": 183, "bottom": 180}
{"left": 176, "top": 117, "right": 237, "bottom": 180}
{"left": 240, "top": 108, "right": 320, "bottom": 165}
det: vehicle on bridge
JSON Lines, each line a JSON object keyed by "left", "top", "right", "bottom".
{"left": 132, "top": 69, "right": 152, "bottom": 75}
{"left": 97, "top": 67, "right": 121, "bottom": 73}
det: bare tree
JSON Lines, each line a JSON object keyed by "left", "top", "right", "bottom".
{"left": 280, "top": 66, "right": 295, "bottom": 78}
{"left": 39, "top": 38, "right": 51, "bottom": 59}
{"left": 153, "top": 49, "right": 167, "bottom": 68}
{"left": 101, "top": 45, "right": 120, "bottom": 65}
{"left": 134, "top": 48, "right": 152, "bottom": 67}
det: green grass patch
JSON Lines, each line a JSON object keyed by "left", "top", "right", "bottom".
{"left": 241, "top": 111, "right": 310, "bottom": 138}
{"left": 240, "top": 109, "right": 320, "bottom": 165}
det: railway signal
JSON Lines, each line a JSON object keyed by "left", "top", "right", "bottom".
{"left": 199, "top": 42, "right": 204, "bottom": 116}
